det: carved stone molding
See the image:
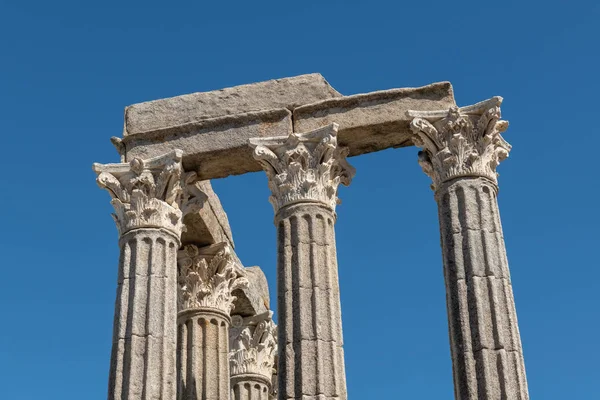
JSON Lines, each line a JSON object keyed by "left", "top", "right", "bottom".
{"left": 249, "top": 123, "right": 355, "bottom": 214}
{"left": 93, "top": 150, "right": 207, "bottom": 237}
{"left": 408, "top": 97, "right": 510, "bottom": 190}
{"left": 229, "top": 311, "right": 277, "bottom": 380}
{"left": 177, "top": 242, "right": 249, "bottom": 314}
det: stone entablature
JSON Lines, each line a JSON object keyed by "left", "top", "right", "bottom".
{"left": 119, "top": 74, "right": 455, "bottom": 180}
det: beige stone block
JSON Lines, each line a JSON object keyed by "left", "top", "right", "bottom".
{"left": 124, "top": 108, "right": 293, "bottom": 179}
{"left": 124, "top": 73, "right": 340, "bottom": 136}
{"left": 231, "top": 266, "right": 271, "bottom": 317}
{"left": 182, "top": 180, "right": 235, "bottom": 247}
{"left": 293, "top": 81, "right": 456, "bottom": 156}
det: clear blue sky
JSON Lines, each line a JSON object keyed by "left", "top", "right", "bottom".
{"left": 1, "top": 1, "right": 598, "bottom": 399}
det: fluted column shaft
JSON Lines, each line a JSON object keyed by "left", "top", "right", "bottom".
{"left": 437, "top": 178, "right": 527, "bottom": 400}
{"left": 94, "top": 150, "right": 191, "bottom": 400}
{"left": 276, "top": 204, "right": 346, "bottom": 400}
{"left": 231, "top": 375, "right": 271, "bottom": 400}
{"left": 176, "top": 243, "right": 248, "bottom": 400}
{"left": 108, "top": 228, "right": 179, "bottom": 400}
{"left": 409, "top": 98, "right": 529, "bottom": 400}
{"left": 177, "top": 309, "right": 231, "bottom": 400}
{"left": 250, "top": 123, "right": 354, "bottom": 400}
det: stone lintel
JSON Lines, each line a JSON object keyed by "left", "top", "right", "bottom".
{"left": 124, "top": 73, "right": 341, "bottom": 136}
{"left": 124, "top": 108, "right": 293, "bottom": 179}
{"left": 406, "top": 95, "right": 503, "bottom": 119}
{"left": 294, "top": 81, "right": 456, "bottom": 156}
{"left": 121, "top": 77, "right": 455, "bottom": 181}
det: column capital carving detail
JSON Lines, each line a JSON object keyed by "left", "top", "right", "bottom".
{"left": 93, "top": 150, "right": 206, "bottom": 237}
{"left": 408, "top": 97, "right": 511, "bottom": 190}
{"left": 250, "top": 123, "right": 355, "bottom": 214}
{"left": 229, "top": 311, "right": 277, "bottom": 379}
{"left": 177, "top": 243, "right": 249, "bottom": 314}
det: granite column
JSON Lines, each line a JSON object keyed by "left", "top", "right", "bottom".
{"left": 250, "top": 123, "right": 355, "bottom": 400}
{"left": 94, "top": 150, "right": 187, "bottom": 400}
{"left": 229, "top": 312, "right": 277, "bottom": 400}
{"left": 409, "top": 98, "right": 529, "bottom": 400}
{"left": 176, "top": 242, "right": 248, "bottom": 400}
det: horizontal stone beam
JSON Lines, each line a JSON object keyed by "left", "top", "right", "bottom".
{"left": 124, "top": 73, "right": 341, "bottom": 136}
{"left": 121, "top": 75, "right": 456, "bottom": 180}
{"left": 123, "top": 108, "right": 293, "bottom": 180}
{"left": 294, "top": 82, "right": 455, "bottom": 156}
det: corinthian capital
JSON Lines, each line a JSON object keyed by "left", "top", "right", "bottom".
{"left": 93, "top": 150, "right": 206, "bottom": 237}
{"left": 229, "top": 311, "right": 277, "bottom": 379}
{"left": 249, "top": 123, "right": 355, "bottom": 214}
{"left": 177, "top": 243, "right": 249, "bottom": 314}
{"left": 408, "top": 97, "right": 511, "bottom": 190}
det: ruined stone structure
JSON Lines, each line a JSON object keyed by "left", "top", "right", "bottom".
{"left": 94, "top": 73, "right": 529, "bottom": 400}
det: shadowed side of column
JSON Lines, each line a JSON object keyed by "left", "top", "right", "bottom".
{"left": 438, "top": 179, "right": 528, "bottom": 400}
{"left": 177, "top": 310, "right": 230, "bottom": 400}
{"left": 408, "top": 99, "right": 529, "bottom": 400}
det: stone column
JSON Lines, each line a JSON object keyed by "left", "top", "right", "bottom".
{"left": 94, "top": 150, "right": 189, "bottom": 400}
{"left": 408, "top": 98, "right": 529, "bottom": 400}
{"left": 229, "top": 311, "right": 277, "bottom": 400}
{"left": 250, "top": 123, "right": 355, "bottom": 400}
{"left": 176, "top": 242, "right": 248, "bottom": 400}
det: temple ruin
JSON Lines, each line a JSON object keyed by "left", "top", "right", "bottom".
{"left": 93, "top": 73, "right": 529, "bottom": 400}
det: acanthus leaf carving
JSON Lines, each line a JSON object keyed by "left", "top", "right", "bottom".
{"left": 249, "top": 123, "right": 355, "bottom": 214}
{"left": 93, "top": 150, "right": 209, "bottom": 237}
{"left": 93, "top": 150, "right": 185, "bottom": 236}
{"left": 180, "top": 171, "right": 209, "bottom": 217}
{"left": 229, "top": 311, "right": 277, "bottom": 380}
{"left": 177, "top": 242, "right": 249, "bottom": 314}
{"left": 408, "top": 97, "right": 510, "bottom": 190}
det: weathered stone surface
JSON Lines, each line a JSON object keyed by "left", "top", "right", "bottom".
{"left": 121, "top": 77, "right": 455, "bottom": 181}
{"left": 229, "top": 312, "right": 277, "bottom": 381}
{"left": 177, "top": 243, "right": 248, "bottom": 314}
{"left": 93, "top": 151, "right": 191, "bottom": 400}
{"left": 409, "top": 102, "right": 529, "bottom": 399}
{"left": 182, "top": 180, "right": 235, "bottom": 247}
{"left": 109, "top": 229, "right": 179, "bottom": 400}
{"left": 231, "top": 376, "right": 272, "bottom": 400}
{"left": 437, "top": 178, "right": 529, "bottom": 400}
{"left": 251, "top": 123, "right": 352, "bottom": 399}
{"left": 176, "top": 243, "right": 248, "bottom": 400}
{"left": 408, "top": 96, "right": 509, "bottom": 190}
{"left": 232, "top": 266, "right": 271, "bottom": 317}
{"left": 124, "top": 73, "right": 341, "bottom": 136}
{"left": 177, "top": 309, "right": 231, "bottom": 400}
{"left": 250, "top": 123, "right": 355, "bottom": 213}
{"left": 124, "top": 108, "right": 293, "bottom": 180}
{"left": 93, "top": 150, "right": 209, "bottom": 237}
{"left": 275, "top": 205, "right": 346, "bottom": 400}
{"left": 94, "top": 73, "right": 530, "bottom": 400}
{"left": 93, "top": 150, "right": 186, "bottom": 237}
{"left": 293, "top": 82, "right": 456, "bottom": 156}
